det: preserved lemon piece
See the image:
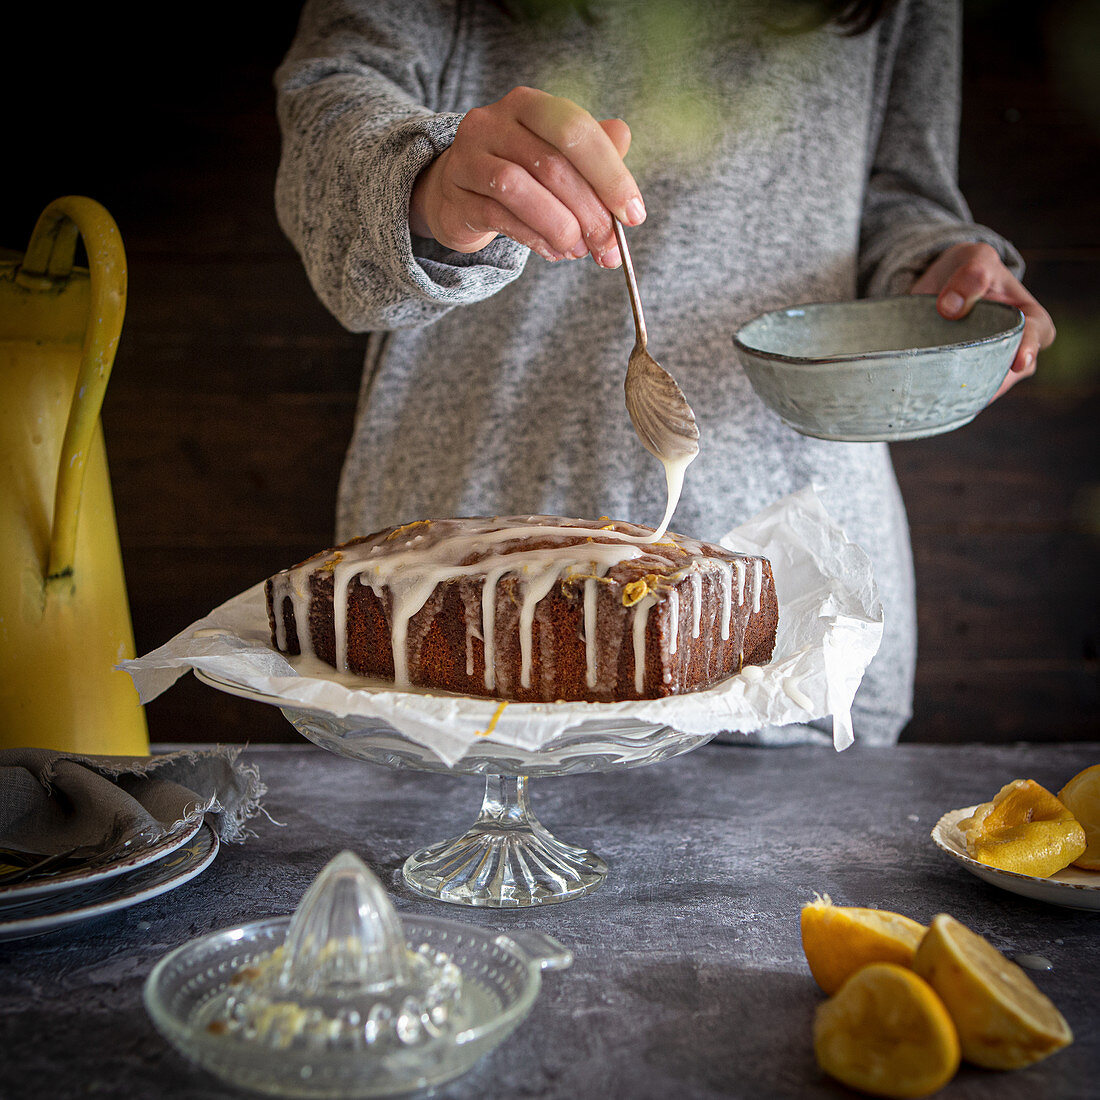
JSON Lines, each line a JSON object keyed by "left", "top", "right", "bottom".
{"left": 913, "top": 914, "right": 1073, "bottom": 1070}
{"left": 1057, "top": 764, "right": 1100, "bottom": 870}
{"left": 800, "top": 895, "right": 926, "bottom": 995}
{"left": 813, "top": 963, "right": 960, "bottom": 1099}
{"left": 958, "top": 779, "right": 1085, "bottom": 877}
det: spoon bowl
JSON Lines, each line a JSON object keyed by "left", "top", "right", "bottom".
{"left": 624, "top": 348, "right": 700, "bottom": 461}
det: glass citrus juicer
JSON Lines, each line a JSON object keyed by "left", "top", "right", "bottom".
{"left": 144, "top": 849, "right": 572, "bottom": 1098}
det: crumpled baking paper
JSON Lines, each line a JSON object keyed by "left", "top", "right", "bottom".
{"left": 121, "top": 486, "right": 882, "bottom": 764}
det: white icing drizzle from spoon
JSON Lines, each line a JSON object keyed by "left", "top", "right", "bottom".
{"left": 518, "top": 561, "right": 567, "bottom": 689}
{"left": 782, "top": 676, "right": 814, "bottom": 712}
{"left": 273, "top": 575, "right": 314, "bottom": 659}
{"left": 713, "top": 561, "right": 732, "bottom": 641}
{"left": 690, "top": 572, "right": 703, "bottom": 638}
{"left": 649, "top": 452, "right": 695, "bottom": 541}
{"left": 480, "top": 563, "right": 506, "bottom": 692}
{"left": 464, "top": 595, "right": 479, "bottom": 678}
{"left": 583, "top": 561, "right": 612, "bottom": 688}
{"left": 632, "top": 594, "right": 657, "bottom": 694}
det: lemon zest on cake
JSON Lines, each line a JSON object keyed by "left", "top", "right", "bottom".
{"left": 319, "top": 551, "right": 344, "bottom": 574}
{"left": 622, "top": 574, "right": 661, "bottom": 606}
{"left": 384, "top": 520, "right": 431, "bottom": 541}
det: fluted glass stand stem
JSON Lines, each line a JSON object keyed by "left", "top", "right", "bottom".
{"left": 401, "top": 775, "right": 608, "bottom": 907}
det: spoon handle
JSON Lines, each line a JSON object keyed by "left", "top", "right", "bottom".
{"left": 612, "top": 218, "right": 648, "bottom": 349}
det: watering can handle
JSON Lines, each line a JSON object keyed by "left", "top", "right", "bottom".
{"left": 17, "top": 197, "right": 127, "bottom": 584}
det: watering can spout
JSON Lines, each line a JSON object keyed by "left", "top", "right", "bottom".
{"left": 0, "top": 197, "right": 149, "bottom": 754}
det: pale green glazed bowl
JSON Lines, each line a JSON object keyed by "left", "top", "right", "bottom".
{"left": 733, "top": 295, "right": 1025, "bottom": 442}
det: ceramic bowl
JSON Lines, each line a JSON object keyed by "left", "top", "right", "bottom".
{"left": 733, "top": 295, "right": 1024, "bottom": 442}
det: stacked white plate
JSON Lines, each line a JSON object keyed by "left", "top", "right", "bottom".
{"left": 0, "top": 819, "right": 219, "bottom": 941}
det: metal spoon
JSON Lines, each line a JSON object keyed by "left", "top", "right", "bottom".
{"left": 612, "top": 218, "right": 700, "bottom": 463}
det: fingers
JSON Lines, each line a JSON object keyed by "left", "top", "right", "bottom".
{"left": 420, "top": 87, "right": 644, "bottom": 266}
{"left": 991, "top": 296, "right": 1054, "bottom": 401}
{"left": 507, "top": 86, "right": 644, "bottom": 226}
{"left": 416, "top": 143, "right": 581, "bottom": 261}
{"left": 1007, "top": 298, "right": 1055, "bottom": 381}
{"left": 934, "top": 246, "right": 997, "bottom": 320}
{"left": 935, "top": 245, "right": 1056, "bottom": 385}
{"left": 991, "top": 318, "right": 1044, "bottom": 400}
{"left": 449, "top": 112, "right": 627, "bottom": 264}
{"left": 440, "top": 175, "right": 586, "bottom": 264}
{"left": 911, "top": 241, "right": 1057, "bottom": 404}
{"left": 991, "top": 368, "right": 1025, "bottom": 402}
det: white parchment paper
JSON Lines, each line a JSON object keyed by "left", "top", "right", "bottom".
{"left": 121, "top": 486, "right": 883, "bottom": 764}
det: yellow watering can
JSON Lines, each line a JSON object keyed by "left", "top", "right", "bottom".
{"left": 0, "top": 196, "right": 149, "bottom": 754}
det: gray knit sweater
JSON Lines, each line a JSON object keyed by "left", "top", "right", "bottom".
{"left": 274, "top": 0, "right": 1022, "bottom": 745}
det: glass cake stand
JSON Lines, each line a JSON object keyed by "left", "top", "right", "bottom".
{"left": 195, "top": 670, "right": 714, "bottom": 909}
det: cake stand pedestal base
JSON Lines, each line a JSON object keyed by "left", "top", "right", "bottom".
{"left": 401, "top": 775, "right": 607, "bottom": 908}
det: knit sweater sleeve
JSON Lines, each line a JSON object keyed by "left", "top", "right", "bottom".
{"left": 857, "top": 0, "right": 1023, "bottom": 297}
{"left": 274, "top": 0, "right": 528, "bottom": 332}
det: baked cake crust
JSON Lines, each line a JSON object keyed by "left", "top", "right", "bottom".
{"left": 265, "top": 516, "right": 778, "bottom": 703}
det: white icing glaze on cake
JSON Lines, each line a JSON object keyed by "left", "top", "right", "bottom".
{"left": 267, "top": 516, "right": 770, "bottom": 699}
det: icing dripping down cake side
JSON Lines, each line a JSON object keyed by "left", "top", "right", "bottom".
{"left": 264, "top": 516, "right": 778, "bottom": 703}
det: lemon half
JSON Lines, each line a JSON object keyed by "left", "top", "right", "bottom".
{"left": 813, "top": 962, "right": 960, "bottom": 1099}
{"left": 913, "top": 913, "right": 1073, "bottom": 1070}
{"left": 1058, "top": 764, "right": 1100, "bottom": 870}
{"left": 800, "top": 895, "right": 926, "bottom": 996}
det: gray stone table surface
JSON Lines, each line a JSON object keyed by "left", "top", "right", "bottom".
{"left": 2, "top": 740, "right": 1097, "bottom": 1100}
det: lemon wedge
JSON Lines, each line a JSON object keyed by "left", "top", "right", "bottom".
{"left": 1057, "top": 764, "right": 1100, "bottom": 871}
{"left": 958, "top": 779, "right": 1086, "bottom": 877}
{"left": 913, "top": 914, "right": 1073, "bottom": 1069}
{"left": 800, "top": 895, "right": 926, "bottom": 996}
{"left": 813, "top": 962, "right": 960, "bottom": 1099}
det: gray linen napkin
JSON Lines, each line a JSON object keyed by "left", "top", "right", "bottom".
{"left": 0, "top": 745, "right": 266, "bottom": 858}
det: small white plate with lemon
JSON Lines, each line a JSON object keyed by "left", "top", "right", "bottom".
{"left": 932, "top": 806, "right": 1100, "bottom": 911}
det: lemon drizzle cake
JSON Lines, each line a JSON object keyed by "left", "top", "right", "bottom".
{"left": 265, "top": 515, "right": 777, "bottom": 702}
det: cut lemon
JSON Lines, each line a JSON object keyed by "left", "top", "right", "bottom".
{"left": 1058, "top": 764, "right": 1100, "bottom": 870}
{"left": 913, "top": 914, "right": 1073, "bottom": 1069}
{"left": 801, "top": 894, "right": 927, "bottom": 995}
{"left": 958, "top": 779, "right": 1086, "bottom": 877}
{"left": 813, "top": 962, "right": 960, "bottom": 1099}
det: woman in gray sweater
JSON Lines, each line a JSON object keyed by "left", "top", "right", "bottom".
{"left": 274, "top": 0, "right": 1054, "bottom": 744}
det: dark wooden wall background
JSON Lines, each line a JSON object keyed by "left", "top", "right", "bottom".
{"left": 5, "top": 3, "right": 1097, "bottom": 745}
